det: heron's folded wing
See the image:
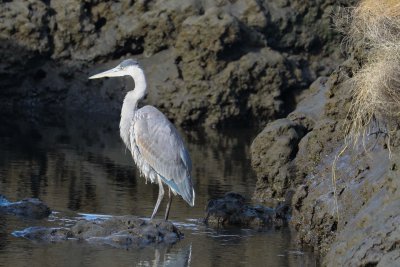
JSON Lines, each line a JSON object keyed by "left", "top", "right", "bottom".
{"left": 132, "top": 106, "right": 194, "bottom": 205}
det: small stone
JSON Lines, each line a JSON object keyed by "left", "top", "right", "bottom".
{"left": 0, "top": 196, "right": 51, "bottom": 219}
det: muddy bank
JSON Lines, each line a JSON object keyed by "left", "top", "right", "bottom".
{"left": 0, "top": 0, "right": 342, "bottom": 127}
{"left": 251, "top": 57, "right": 400, "bottom": 265}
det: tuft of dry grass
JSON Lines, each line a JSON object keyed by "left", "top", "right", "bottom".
{"left": 335, "top": 0, "right": 400, "bottom": 145}
{"left": 346, "top": 46, "right": 400, "bottom": 146}
{"left": 335, "top": 0, "right": 400, "bottom": 51}
{"left": 349, "top": 0, "right": 400, "bottom": 48}
{"left": 332, "top": 0, "right": 400, "bottom": 223}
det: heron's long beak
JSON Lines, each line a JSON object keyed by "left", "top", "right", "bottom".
{"left": 89, "top": 66, "right": 125, "bottom": 79}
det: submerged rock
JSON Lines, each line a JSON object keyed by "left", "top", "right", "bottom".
{"left": 14, "top": 216, "right": 182, "bottom": 248}
{"left": 13, "top": 227, "right": 73, "bottom": 242}
{"left": 204, "top": 192, "right": 288, "bottom": 228}
{"left": 0, "top": 195, "right": 51, "bottom": 219}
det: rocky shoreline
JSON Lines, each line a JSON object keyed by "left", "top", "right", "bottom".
{"left": 249, "top": 0, "right": 400, "bottom": 265}
{"left": 1, "top": 0, "right": 341, "bottom": 127}
{"left": 2, "top": 0, "right": 398, "bottom": 266}
{"left": 251, "top": 52, "right": 400, "bottom": 266}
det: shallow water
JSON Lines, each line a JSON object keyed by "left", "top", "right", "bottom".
{"left": 0, "top": 110, "right": 318, "bottom": 267}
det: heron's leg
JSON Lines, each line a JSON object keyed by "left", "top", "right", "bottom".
{"left": 151, "top": 176, "right": 164, "bottom": 220}
{"left": 165, "top": 188, "right": 173, "bottom": 221}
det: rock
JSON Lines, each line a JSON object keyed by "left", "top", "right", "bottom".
{"left": 14, "top": 216, "right": 183, "bottom": 248}
{"left": 377, "top": 250, "right": 400, "bottom": 267}
{"left": 251, "top": 119, "right": 306, "bottom": 201}
{"left": 204, "top": 192, "right": 288, "bottom": 227}
{"left": 289, "top": 124, "right": 400, "bottom": 266}
{"left": 0, "top": 0, "right": 343, "bottom": 127}
{"left": 12, "top": 227, "right": 73, "bottom": 242}
{"left": 0, "top": 194, "right": 10, "bottom": 205}
{"left": 0, "top": 195, "right": 51, "bottom": 219}
{"left": 251, "top": 77, "right": 332, "bottom": 201}
{"left": 0, "top": 1, "right": 51, "bottom": 54}
{"left": 250, "top": 30, "right": 400, "bottom": 266}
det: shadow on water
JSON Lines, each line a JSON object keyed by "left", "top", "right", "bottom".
{"left": 0, "top": 108, "right": 318, "bottom": 267}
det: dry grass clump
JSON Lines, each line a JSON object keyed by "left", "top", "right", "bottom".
{"left": 347, "top": 46, "right": 400, "bottom": 145}
{"left": 347, "top": 0, "right": 400, "bottom": 49}
{"left": 331, "top": 0, "right": 400, "bottom": 222}
{"left": 337, "top": 0, "right": 400, "bottom": 145}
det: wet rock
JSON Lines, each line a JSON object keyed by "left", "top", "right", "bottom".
{"left": 14, "top": 216, "right": 182, "bottom": 248}
{"left": 0, "top": 195, "right": 51, "bottom": 219}
{"left": 0, "top": 0, "right": 343, "bottom": 127}
{"left": 251, "top": 119, "right": 306, "bottom": 201}
{"left": 204, "top": 192, "right": 288, "bottom": 228}
{"left": 12, "top": 227, "right": 73, "bottom": 242}
{"left": 251, "top": 77, "right": 331, "bottom": 201}
{"left": 377, "top": 250, "right": 400, "bottom": 267}
{"left": 251, "top": 36, "right": 400, "bottom": 266}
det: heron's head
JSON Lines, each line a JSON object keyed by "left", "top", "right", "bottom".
{"left": 89, "top": 59, "right": 142, "bottom": 79}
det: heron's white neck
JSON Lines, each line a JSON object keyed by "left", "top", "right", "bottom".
{"left": 120, "top": 67, "right": 147, "bottom": 149}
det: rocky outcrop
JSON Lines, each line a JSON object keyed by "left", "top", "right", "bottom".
{"left": 13, "top": 216, "right": 182, "bottom": 247}
{"left": 251, "top": 77, "right": 330, "bottom": 200}
{"left": 0, "top": 195, "right": 51, "bottom": 219}
{"left": 251, "top": 54, "right": 400, "bottom": 265}
{"left": 251, "top": 118, "right": 306, "bottom": 201}
{"left": 0, "top": 0, "right": 342, "bottom": 127}
{"left": 204, "top": 192, "right": 289, "bottom": 227}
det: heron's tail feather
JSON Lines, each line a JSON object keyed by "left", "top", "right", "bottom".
{"left": 178, "top": 172, "right": 195, "bottom": 207}
{"left": 160, "top": 172, "right": 195, "bottom": 207}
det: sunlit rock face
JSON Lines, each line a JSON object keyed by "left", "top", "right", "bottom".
{"left": 0, "top": 0, "right": 341, "bottom": 127}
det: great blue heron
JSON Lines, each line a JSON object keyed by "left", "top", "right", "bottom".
{"left": 89, "top": 59, "right": 195, "bottom": 220}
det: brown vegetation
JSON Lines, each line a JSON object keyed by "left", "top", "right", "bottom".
{"left": 332, "top": 0, "right": 400, "bottom": 222}
{"left": 338, "top": 0, "right": 400, "bottom": 145}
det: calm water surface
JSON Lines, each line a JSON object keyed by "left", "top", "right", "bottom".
{"left": 0, "top": 110, "right": 318, "bottom": 267}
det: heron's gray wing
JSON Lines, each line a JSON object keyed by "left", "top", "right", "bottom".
{"left": 132, "top": 106, "right": 194, "bottom": 206}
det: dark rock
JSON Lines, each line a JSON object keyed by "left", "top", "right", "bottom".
{"left": 204, "top": 192, "right": 288, "bottom": 228}
{"left": 0, "top": 195, "right": 51, "bottom": 219}
{"left": 0, "top": 0, "right": 343, "bottom": 127}
{"left": 14, "top": 216, "right": 182, "bottom": 248}
{"left": 12, "top": 227, "right": 73, "bottom": 242}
